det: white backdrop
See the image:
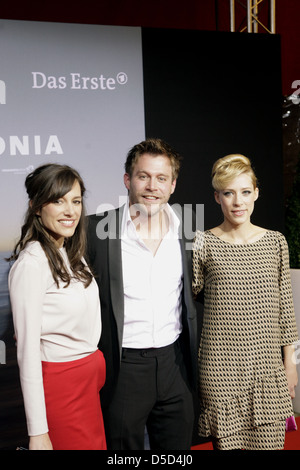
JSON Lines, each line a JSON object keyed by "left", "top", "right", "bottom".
{"left": 0, "top": 19, "right": 145, "bottom": 252}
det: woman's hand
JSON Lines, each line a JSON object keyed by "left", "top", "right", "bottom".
{"left": 29, "top": 433, "right": 53, "bottom": 450}
{"left": 285, "top": 363, "right": 298, "bottom": 399}
{"left": 283, "top": 344, "right": 298, "bottom": 399}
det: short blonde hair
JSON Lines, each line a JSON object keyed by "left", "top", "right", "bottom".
{"left": 211, "top": 154, "right": 258, "bottom": 191}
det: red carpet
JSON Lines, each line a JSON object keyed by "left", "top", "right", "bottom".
{"left": 191, "top": 417, "right": 300, "bottom": 450}
{"left": 285, "top": 417, "right": 300, "bottom": 450}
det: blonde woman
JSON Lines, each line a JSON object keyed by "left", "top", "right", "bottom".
{"left": 192, "top": 154, "right": 298, "bottom": 450}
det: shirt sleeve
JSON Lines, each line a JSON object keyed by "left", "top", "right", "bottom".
{"left": 9, "top": 254, "right": 49, "bottom": 436}
{"left": 192, "top": 230, "right": 205, "bottom": 297}
{"left": 276, "top": 232, "right": 299, "bottom": 346}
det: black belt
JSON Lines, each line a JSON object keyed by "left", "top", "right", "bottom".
{"left": 122, "top": 339, "right": 179, "bottom": 358}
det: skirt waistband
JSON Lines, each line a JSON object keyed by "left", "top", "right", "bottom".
{"left": 42, "top": 349, "right": 103, "bottom": 369}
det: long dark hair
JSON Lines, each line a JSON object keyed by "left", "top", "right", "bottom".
{"left": 8, "top": 163, "right": 93, "bottom": 288}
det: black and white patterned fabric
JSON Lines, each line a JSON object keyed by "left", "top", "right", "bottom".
{"left": 192, "top": 230, "right": 299, "bottom": 450}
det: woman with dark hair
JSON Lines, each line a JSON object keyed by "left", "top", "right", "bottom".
{"left": 8, "top": 164, "right": 106, "bottom": 450}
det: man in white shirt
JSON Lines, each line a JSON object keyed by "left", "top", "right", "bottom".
{"left": 87, "top": 138, "right": 198, "bottom": 449}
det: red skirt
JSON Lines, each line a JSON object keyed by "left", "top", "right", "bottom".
{"left": 42, "top": 349, "right": 107, "bottom": 450}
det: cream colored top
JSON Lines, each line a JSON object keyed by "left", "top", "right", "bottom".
{"left": 8, "top": 241, "right": 101, "bottom": 437}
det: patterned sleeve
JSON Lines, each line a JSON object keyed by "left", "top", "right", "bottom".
{"left": 277, "top": 232, "right": 299, "bottom": 346}
{"left": 192, "top": 230, "right": 205, "bottom": 297}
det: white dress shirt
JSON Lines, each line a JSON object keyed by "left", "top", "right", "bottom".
{"left": 121, "top": 201, "right": 183, "bottom": 349}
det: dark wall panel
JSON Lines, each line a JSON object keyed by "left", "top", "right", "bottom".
{"left": 142, "top": 28, "right": 283, "bottom": 232}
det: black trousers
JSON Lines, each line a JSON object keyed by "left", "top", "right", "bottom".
{"left": 104, "top": 340, "right": 194, "bottom": 450}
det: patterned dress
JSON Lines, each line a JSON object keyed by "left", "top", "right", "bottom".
{"left": 192, "top": 230, "right": 298, "bottom": 450}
